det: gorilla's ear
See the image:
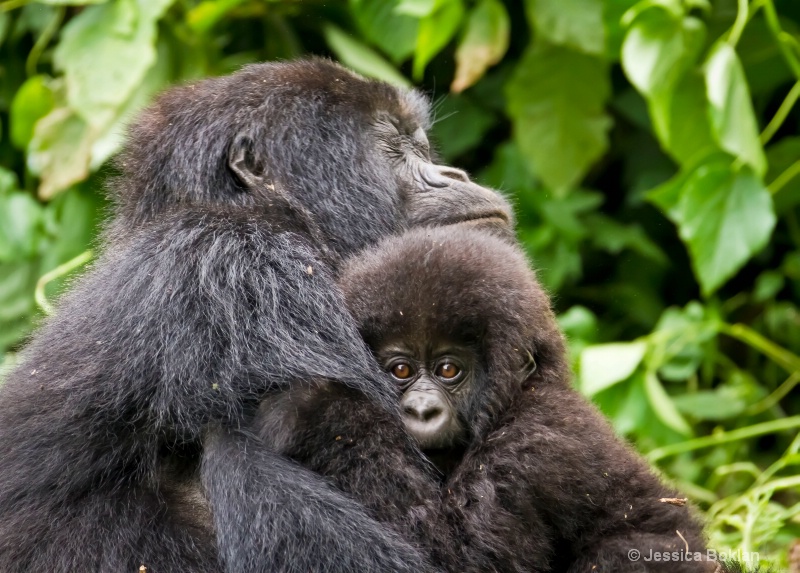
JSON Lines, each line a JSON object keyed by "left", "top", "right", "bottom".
{"left": 519, "top": 349, "right": 538, "bottom": 389}
{"left": 228, "top": 133, "right": 267, "bottom": 191}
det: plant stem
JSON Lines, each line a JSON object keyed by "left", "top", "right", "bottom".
{"left": 760, "top": 81, "right": 800, "bottom": 145}
{"left": 35, "top": 250, "right": 94, "bottom": 316}
{"left": 647, "top": 416, "right": 800, "bottom": 462}
{"left": 727, "top": 0, "right": 750, "bottom": 47}
{"left": 761, "top": 0, "right": 800, "bottom": 80}
{"left": 719, "top": 322, "right": 800, "bottom": 373}
{"left": 768, "top": 158, "right": 800, "bottom": 195}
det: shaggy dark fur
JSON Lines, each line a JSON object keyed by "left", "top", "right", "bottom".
{"left": 263, "top": 226, "right": 723, "bottom": 573}
{"left": 0, "top": 59, "right": 512, "bottom": 573}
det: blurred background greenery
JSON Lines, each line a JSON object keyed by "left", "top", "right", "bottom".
{"left": 1, "top": 0, "right": 799, "bottom": 568}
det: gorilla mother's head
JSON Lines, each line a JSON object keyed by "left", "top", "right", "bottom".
{"left": 114, "top": 58, "right": 513, "bottom": 256}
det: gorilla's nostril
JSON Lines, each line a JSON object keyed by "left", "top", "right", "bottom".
{"left": 403, "top": 400, "right": 443, "bottom": 423}
{"left": 421, "top": 405, "right": 442, "bottom": 422}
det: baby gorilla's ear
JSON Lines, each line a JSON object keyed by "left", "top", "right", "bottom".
{"left": 519, "top": 349, "right": 538, "bottom": 390}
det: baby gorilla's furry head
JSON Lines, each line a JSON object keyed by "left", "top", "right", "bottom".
{"left": 339, "top": 227, "right": 570, "bottom": 446}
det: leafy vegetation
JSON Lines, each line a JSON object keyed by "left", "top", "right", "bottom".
{"left": 1, "top": 0, "right": 799, "bottom": 568}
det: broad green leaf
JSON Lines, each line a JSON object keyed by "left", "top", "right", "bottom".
{"left": 413, "top": 0, "right": 464, "bottom": 80}
{"left": 0, "top": 168, "right": 19, "bottom": 195}
{"left": 672, "top": 390, "right": 747, "bottom": 421}
{"left": 187, "top": 0, "right": 249, "bottom": 34}
{"left": 507, "top": 43, "right": 612, "bottom": 192}
{"left": 54, "top": 0, "right": 171, "bottom": 130}
{"left": 430, "top": 95, "right": 494, "bottom": 160}
{"left": 40, "top": 185, "right": 104, "bottom": 274}
{"left": 525, "top": 0, "right": 605, "bottom": 55}
{"left": 10, "top": 75, "right": 56, "bottom": 150}
{"left": 644, "top": 371, "right": 693, "bottom": 435}
{"left": 323, "top": 25, "right": 411, "bottom": 88}
{"left": 650, "top": 71, "right": 718, "bottom": 167}
{"left": 604, "top": 0, "right": 639, "bottom": 60}
{"left": 586, "top": 214, "right": 667, "bottom": 263}
{"left": 451, "top": 0, "right": 509, "bottom": 93}
{"left": 704, "top": 42, "right": 766, "bottom": 176}
{"left": 621, "top": 9, "right": 703, "bottom": 98}
{"left": 651, "top": 302, "right": 716, "bottom": 381}
{"left": 28, "top": 108, "right": 94, "bottom": 199}
{"left": 351, "top": 0, "right": 419, "bottom": 63}
{"left": 89, "top": 37, "right": 172, "bottom": 169}
{"left": 579, "top": 341, "right": 647, "bottom": 396}
{"left": 395, "top": 0, "right": 435, "bottom": 17}
{"left": 558, "top": 305, "right": 598, "bottom": 363}
{"left": 0, "top": 193, "right": 44, "bottom": 261}
{"left": 656, "top": 161, "right": 776, "bottom": 296}
{"left": 0, "top": 262, "right": 38, "bottom": 340}
{"left": 34, "top": 0, "right": 106, "bottom": 3}
{"left": 753, "top": 270, "right": 784, "bottom": 303}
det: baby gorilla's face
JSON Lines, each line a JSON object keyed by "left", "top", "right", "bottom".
{"left": 377, "top": 338, "right": 476, "bottom": 452}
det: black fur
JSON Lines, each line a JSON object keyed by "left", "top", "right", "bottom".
{"left": 0, "top": 59, "right": 512, "bottom": 573}
{"left": 265, "top": 226, "right": 724, "bottom": 573}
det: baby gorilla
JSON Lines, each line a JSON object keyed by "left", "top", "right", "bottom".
{"left": 336, "top": 226, "right": 721, "bottom": 573}
{"left": 256, "top": 226, "right": 723, "bottom": 572}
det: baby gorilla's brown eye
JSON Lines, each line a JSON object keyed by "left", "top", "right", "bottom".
{"left": 436, "top": 362, "right": 460, "bottom": 379}
{"left": 391, "top": 363, "right": 413, "bottom": 380}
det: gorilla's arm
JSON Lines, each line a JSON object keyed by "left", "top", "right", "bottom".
{"left": 254, "top": 382, "right": 543, "bottom": 573}
{"left": 203, "top": 426, "right": 436, "bottom": 573}
{"left": 457, "top": 383, "right": 715, "bottom": 573}
{"left": 0, "top": 209, "right": 435, "bottom": 573}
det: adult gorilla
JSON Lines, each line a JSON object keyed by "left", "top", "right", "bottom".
{"left": 0, "top": 59, "right": 512, "bottom": 573}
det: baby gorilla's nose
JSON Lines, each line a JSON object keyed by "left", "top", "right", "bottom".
{"left": 401, "top": 391, "right": 451, "bottom": 449}
{"left": 404, "top": 394, "right": 444, "bottom": 422}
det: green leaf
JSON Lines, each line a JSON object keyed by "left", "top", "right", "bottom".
{"left": 650, "top": 71, "right": 718, "bottom": 167}
{"left": 89, "top": 37, "right": 172, "bottom": 169}
{"left": 525, "top": 0, "right": 605, "bottom": 55}
{"left": 10, "top": 75, "right": 56, "bottom": 150}
{"left": 651, "top": 302, "right": 716, "bottom": 381}
{"left": 323, "top": 25, "right": 411, "bottom": 88}
{"left": 653, "top": 161, "right": 776, "bottom": 296}
{"left": 53, "top": 0, "right": 171, "bottom": 130}
{"left": 351, "top": 0, "right": 419, "bottom": 63}
{"left": 621, "top": 9, "right": 703, "bottom": 98}
{"left": 704, "top": 42, "right": 766, "bottom": 176}
{"left": 586, "top": 214, "right": 667, "bottom": 263}
{"left": 604, "top": 0, "right": 639, "bottom": 60}
{"left": 0, "top": 193, "right": 44, "bottom": 262}
{"left": 507, "top": 43, "right": 612, "bottom": 192}
{"left": 34, "top": 0, "right": 107, "bottom": 4}
{"left": 672, "top": 390, "right": 747, "bottom": 421}
{"left": 27, "top": 108, "right": 94, "bottom": 200}
{"left": 579, "top": 341, "right": 647, "bottom": 396}
{"left": 644, "top": 371, "right": 693, "bottom": 435}
{"left": 412, "top": 0, "right": 464, "bottom": 80}
{"left": 395, "top": 0, "right": 435, "bottom": 17}
{"left": 753, "top": 270, "right": 784, "bottom": 303}
{"left": 430, "top": 94, "right": 494, "bottom": 160}
{"left": 186, "top": 0, "right": 249, "bottom": 34}
{"left": 451, "top": 0, "right": 509, "bottom": 93}
{"left": 0, "top": 168, "right": 19, "bottom": 195}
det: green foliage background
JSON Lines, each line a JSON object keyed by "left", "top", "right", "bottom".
{"left": 1, "top": 0, "right": 799, "bottom": 567}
